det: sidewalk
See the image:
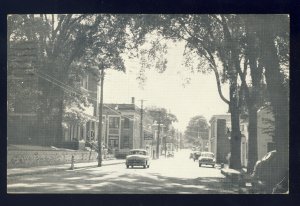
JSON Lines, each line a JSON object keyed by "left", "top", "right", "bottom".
{"left": 7, "top": 159, "right": 125, "bottom": 177}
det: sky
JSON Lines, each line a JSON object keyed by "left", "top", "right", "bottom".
{"left": 103, "top": 42, "right": 229, "bottom": 132}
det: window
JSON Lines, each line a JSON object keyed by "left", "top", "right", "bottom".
{"left": 81, "top": 75, "right": 88, "bottom": 89}
{"left": 124, "top": 117, "right": 130, "bottom": 129}
{"left": 240, "top": 125, "right": 244, "bottom": 131}
{"left": 109, "top": 117, "right": 120, "bottom": 128}
{"left": 122, "top": 135, "right": 129, "bottom": 148}
{"left": 129, "top": 150, "right": 146, "bottom": 155}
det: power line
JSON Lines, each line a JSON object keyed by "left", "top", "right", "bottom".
{"left": 34, "top": 70, "right": 136, "bottom": 121}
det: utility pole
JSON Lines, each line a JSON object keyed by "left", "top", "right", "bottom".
{"left": 97, "top": 67, "right": 104, "bottom": 167}
{"left": 139, "top": 99, "right": 146, "bottom": 148}
{"left": 156, "top": 111, "right": 161, "bottom": 159}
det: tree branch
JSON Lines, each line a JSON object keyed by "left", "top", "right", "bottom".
{"left": 177, "top": 17, "right": 230, "bottom": 105}
{"left": 210, "top": 64, "right": 230, "bottom": 105}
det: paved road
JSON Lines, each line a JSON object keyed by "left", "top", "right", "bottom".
{"left": 7, "top": 149, "right": 242, "bottom": 194}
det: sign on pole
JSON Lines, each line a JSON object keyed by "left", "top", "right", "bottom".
{"left": 144, "top": 131, "right": 153, "bottom": 140}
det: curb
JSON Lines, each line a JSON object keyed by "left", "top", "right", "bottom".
{"left": 7, "top": 160, "right": 125, "bottom": 177}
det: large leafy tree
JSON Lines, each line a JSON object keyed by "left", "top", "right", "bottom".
{"left": 130, "top": 14, "right": 289, "bottom": 171}
{"left": 252, "top": 15, "right": 289, "bottom": 175}
{"left": 7, "top": 14, "right": 132, "bottom": 146}
{"left": 130, "top": 14, "right": 244, "bottom": 169}
{"left": 184, "top": 115, "right": 209, "bottom": 149}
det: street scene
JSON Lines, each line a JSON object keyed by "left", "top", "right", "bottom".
{"left": 7, "top": 14, "right": 289, "bottom": 194}
{"left": 8, "top": 150, "right": 243, "bottom": 194}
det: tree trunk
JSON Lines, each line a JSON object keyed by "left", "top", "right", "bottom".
{"left": 247, "top": 105, "right": 258, "bottom": 174}
{"left": 54, "top": 91, "right": 64, "bottom": 146}
{"left": 229, "top": 80, "right": 242, "bottom": 170}
{"left": 257, "top": 19, "right": 289, "bottom": 174}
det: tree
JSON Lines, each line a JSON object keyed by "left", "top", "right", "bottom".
{"left": 184, "top": 115, "right": 209, "bottom": 150}
{"left": 253, "top": 15, "right": 289, "bottom": 174}
{"left": 7, "top": 14, "right": 132, "bottom": 147}
{"left": 130, "top": 14, "right": 244, "bottom": 169}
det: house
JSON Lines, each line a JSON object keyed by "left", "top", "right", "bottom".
{"left": 208, "top": 108, "right": 276, "bottom": 168}
{"left": 61, "top": 73, "right": 100, "bottom": 149}
{"left": 209, "top": 115, "right": 231, "bottom": 164}
{"left": 257, "top": 105, "right": 275, "bottom": 159}
{"left": 208, "top": 114, "right": 249, "bottom": 167}
{"left": 7, "top": 62, "right": 100, "bottom": 149}
{"left": 102, "top": 98, "right": 157, "bottom": 158}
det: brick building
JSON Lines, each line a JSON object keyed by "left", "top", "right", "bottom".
{"left": 102, "top": 98, "right": 158, "bottom": 158}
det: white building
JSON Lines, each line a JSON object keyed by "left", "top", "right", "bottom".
{"left": 257, "top": 106, "right": 275, "bottom": 160}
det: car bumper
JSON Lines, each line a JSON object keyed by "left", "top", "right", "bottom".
{"left": 126, "top": 161, "right": 146, "bottom": 166}
{"left": 199, "top": 161, "right": 215, "bottom": 165}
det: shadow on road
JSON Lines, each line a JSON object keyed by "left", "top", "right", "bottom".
{"left": 7, "top": 168, "right": 244, "bottom": 194}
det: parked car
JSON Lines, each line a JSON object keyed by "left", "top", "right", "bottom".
{"left": 198, "top": 152, "right": 216, "bottom": 167}
{"left": 126, "top": 149, "right": 150, "bottom": 169}
{"left": 250, "top": 150, "right": 288, "bottom": 193}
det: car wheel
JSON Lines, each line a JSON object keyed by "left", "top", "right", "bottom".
{"left": 199, "top": 163, "right": 201, "bottom": 167}
{"left": 212, "top": 164, "right": 215, "bottom": 168}
{"left": 126, "top": 165, "right": 129, "bottom": 169}
{"left": 147, "top": 164, "right": 150, "bottom": 168}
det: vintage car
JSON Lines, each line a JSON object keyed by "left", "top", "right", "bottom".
{"left": 250, "top": 150, "right": 288, "bottom": 193}
{"left": 126, "top": 149, "right": 150, "bottom": 169}
{"left": 167, "top": 151, "right": 174, "bottom": 158}
{"left": 198, "top": 152, "right": 216, "bottom": 167}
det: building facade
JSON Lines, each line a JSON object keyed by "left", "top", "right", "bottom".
{"left": 208, "top": 114, "right": 249, "bottom": 167}
{"left": 62, "top": 73, "right": 100, "bottom": 149}
{"left": 102, "top": 99, "right": 157, "bottom": 158}
{"left": 257, "top": 106, "right": 275, "bottom": 160}
{"left": 209, "top": 115, "right": 231, "bottom": 164}
{"left": 7, "top": 64, "right": 100, "bottom": 149}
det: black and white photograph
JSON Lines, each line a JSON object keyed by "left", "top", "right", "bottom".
{"left": 6, "top": 14, "right": 289, "bottom": 194}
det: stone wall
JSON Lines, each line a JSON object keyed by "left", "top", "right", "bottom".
{"left": 7, "top": 150, "right": 98, "bottom": 168}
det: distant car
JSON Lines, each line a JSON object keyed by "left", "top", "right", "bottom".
{"left": 198, "top": 152, "right": 216, "bottom": 167}
{"left": 126, "top": 149, "right": 150, "bottom": 169}
{"left": 167, "top": 151, "right": 174, "bottom": 158}
{"left": 250, "top": 150, "right": 288, "bottom": 193}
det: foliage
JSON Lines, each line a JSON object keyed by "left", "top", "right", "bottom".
{"left": 184, "top": 115, "right": 209, "bottom": 145}
{"left": 145, "top": 106, "right": 178, "bottom": 131}
{"left": 7, "top": 14, "right": 132, "bottom": 126}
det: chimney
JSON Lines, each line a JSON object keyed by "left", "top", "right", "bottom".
{"left": 131, "top": 97, "right": 135, "bottom": 104}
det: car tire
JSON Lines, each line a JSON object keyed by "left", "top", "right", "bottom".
{"left": 126, "top": 165, "right": 129, "bottom": 169}
{"left": 212, "top": 164, "right": 215, "bottom": 168}
{"left": 143, "top": 165, "right": 146, "bottom": 169}
{"left": 199, "top": 163, "right": 201, "bottom": 167}
{"left": 147, "top": 165, "right": 150, "bottom": 168}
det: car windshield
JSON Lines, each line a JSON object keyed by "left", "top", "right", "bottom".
{"left": 130, "top": 150, "right": 146, "bottom": 155}
{"left": 201, "top": 153, "right": 214, "bottom": 158}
